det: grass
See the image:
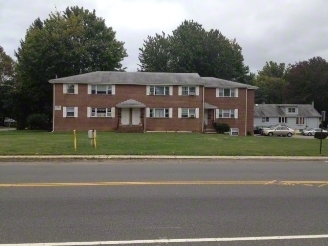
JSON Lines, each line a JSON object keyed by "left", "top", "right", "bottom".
{"left": 0, "top": 130, "right": 327, "bottom": 156}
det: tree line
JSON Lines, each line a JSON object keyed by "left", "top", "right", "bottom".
{"left": 0, "top": 6, "right": 327, "bottom": 129}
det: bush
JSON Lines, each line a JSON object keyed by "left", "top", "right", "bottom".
{"left": 213, "top": 122, "right": 230, "bottom": 134}
{"left": 26, "top": 114, "right": 49, "bottom": 130}
{"left": 314, "top": 132, "right": 328, "bottom": 139}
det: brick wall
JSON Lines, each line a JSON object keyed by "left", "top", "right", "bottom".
{"left": 53, "top": 84, "right": 204, "bottom": 132}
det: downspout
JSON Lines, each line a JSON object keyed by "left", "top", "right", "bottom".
{"left": 245, "top": 88, "right": 248, "bottom": 136}
{"left": 202, "top": 85, "right": 204, "bottom": 133}
{"left": 52, "top": 83, "right": 55, "bottom": 132}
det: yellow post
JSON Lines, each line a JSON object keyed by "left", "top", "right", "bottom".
{"left": 73, "top": 130, "right": 77, "bottom": 151}
{"left": 93, "top": 130, "right": 97, "bottom": 149}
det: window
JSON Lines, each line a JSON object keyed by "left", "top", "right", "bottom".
{"left": 91, "top": 108, "right": 112, "bottom": 117}
{"left": 149, "top": 86, "right": 170, "bottom": 95}
{"left": 279, "top": 117, "right": 288, "bottom": 123}
{"left": 66, "top": 107, "right": 75, "bottom": 117}
{"left": 296, "top": 117, "right": 304, "bottom": 124}
{"left": 218, "top": 109, "right": 235, "bottom": 118}
{"left": 181, "top": 108, "right": 196, "bottom": 118}
{"left": 91, "top": 85, "right": 113, "bottom": 94}
{"left": 288, "top": 107, "right": 296, "bottom": 113}
{"left": 149, "top": 108, "right": 169, "bottom": 118}
{"left": 63, "top": 107, "right": 78, "bottom": 117}
{"left": 181, "top": 86, "right": 196, "bottom": 96}
{"left": 64, "top": 84, "right": 78, "bottom": 94}
{"left": 262, "top": 117, "right": 269, "bottom": 122}
{"left": 217, "top": 88, "right": 237, "bottom": 97}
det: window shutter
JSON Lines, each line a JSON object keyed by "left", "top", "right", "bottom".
{"left": 234, "top": 109, "right": 238, "bottom": 118}
{"left": 146, "top": 86, "right": 150, "bottom": 95}
{"left": 87, "top": 85, "right": 91, "bottom": 94}
{"left": 169, "top": 86, "right": 173, "bottom": 96}
{"left": 63, "top": 107, "right": 67, "bottom": 117}
{"left": 235, "top": 88, "right": 238, "bottom": 97}
{"left": 112, "top": 85, "right": 115, "bottom": 95}
{"left": 87, "top": 107, "right": 91, "bottom": 117}
{"left": 178, "top": 108, "right": 182, "bottom": 118}
{"left": 215, "top": 109, "right": 220, "bottom": 118}
{"left": 178, "top": 86, "right": 182, "bottom": 96}
{"left": 111, "top": 107, "right": 115, "bottom": 118}
{"left": 196, "top": 86, "right": 200, "bottom": 96}
{"left": 195, "top": 108, "right": 199, "bottom": 118}
{"left": 74, "top": 107, "right": 78, "bottom": 117}
{"left": 146, "top": 108, "right": 150, "bottom": 118}
{"left": 216, "top": 88, "right": 219, "bottom": 97}
{"left": 63, "top": 84, "right": 67, "bottom": 94}
{"left": 74, "top": 84, "right": 78, "bottom": 94}
{"left": 169, "top": 108, "right": 173, "bottom": 118}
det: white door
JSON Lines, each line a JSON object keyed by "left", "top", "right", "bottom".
{"left": 132, "top": 108, "right": 140, "bottom": 125}
{"left": 121, "top": 108, "right": 130, "bottom": 125}
{"left": 204, "top": 110, "right": 208, "bottom": 125}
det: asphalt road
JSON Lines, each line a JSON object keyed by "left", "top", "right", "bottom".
{"left": 1, "top": 159, "right": 328, "bottom": 246}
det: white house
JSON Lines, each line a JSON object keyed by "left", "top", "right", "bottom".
{"left": 254, "top": 104, "right": 321, "bottom": 130}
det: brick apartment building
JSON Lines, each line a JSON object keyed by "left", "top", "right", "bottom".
{"left": 49, "top": 72, "right": 257, "bottom": 135}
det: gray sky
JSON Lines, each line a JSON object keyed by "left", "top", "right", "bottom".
{"left": 0, "top": 0, "right": 327, "bottom": 74}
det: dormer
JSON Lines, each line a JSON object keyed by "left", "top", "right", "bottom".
{"left": 278, "top": 105, "right": 299, "bottom": 115}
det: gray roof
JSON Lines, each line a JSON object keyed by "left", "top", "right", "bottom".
{"left": 254, "top": 104, "right": 321, "bottom": 118}
{"left": 204, "top": 102, "right": 217, "bottom": 109}
{"left": 116, "top": 99, "right": 146, "bottom": 108}
{"left": 49, "top": 71, "right": 205, "bottom": 85}
{"left": 49, "top": 71, "right": 258, "bottom": 88}
{"left": 202, "top": 77, "right": 258, "bottom": 89}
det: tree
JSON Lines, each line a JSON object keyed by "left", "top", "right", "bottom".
{"left": 14, "top": 6, "right": 128, "bottom": 129}
{"left": 0, "top": 46, "right": 16, "bottom": 125}
{"left": 285, "top": 57, "right": 328, "bottom": 117}
{"left": 254, "top": 61, "right": 288, "bottom": 104}
{"left": 138, "top": 20, "right": 251, "bottom": 83}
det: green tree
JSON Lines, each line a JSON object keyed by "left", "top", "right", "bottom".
{"left": 15, "top": 6, "right": 127, "bottom": 129}
{"left": 285, "top": 57, "right": 328, "bottom": 116}
{"left": 0, "top": 46, "right": 16, "bottom": 125}
{"left": 254, "top": 61, "right": 288, "bottom": 104}
{"left": 138, "top": 20, "right": 250, "bottom": 83}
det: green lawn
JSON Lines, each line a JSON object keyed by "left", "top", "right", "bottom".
{"left": 0, "top": 130, "right": 327, "bottom": 156}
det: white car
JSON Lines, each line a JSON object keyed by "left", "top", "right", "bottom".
{"left": 263, "top": 126, "right": 295, "bottom": 137}
{"left": 302, "top": 128, "right": 327, "bottom": 136}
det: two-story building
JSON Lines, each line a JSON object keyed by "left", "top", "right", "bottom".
{"left": 49, "top": 71, "right": 257, "bottom": 135}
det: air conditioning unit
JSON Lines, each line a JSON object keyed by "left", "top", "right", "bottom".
{"left": 189, "top": 92, "right": 196, "bottom": 96}
{"left": 189, "top": 114, "right": 196, "bottom": 118}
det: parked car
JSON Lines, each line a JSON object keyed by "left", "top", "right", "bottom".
{"left": 260, "top": 124, "right": 289, "bottom": 135}
{"left": 253, "top": 125, "right": 267, "bottom": 134}
{"left": 262, "top": 125, "right": 295, "bottom": 137}
{"left": 302, "top": 128, "right": 328, "bottom": 136}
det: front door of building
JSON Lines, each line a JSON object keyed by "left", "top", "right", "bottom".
{"left": 121, "top": 108, "right": 130, "bottom": 125}
{"left": 132, "top": 108, "right": 140, "bottom": 125}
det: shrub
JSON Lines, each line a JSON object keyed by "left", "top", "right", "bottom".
{"left": 213, "top": 122, "right": 230, "bottom": 134}
{"left": 247, "top": 130, "right": 252, "bottom": 136}
{"left": 26, "top": 114, "right": 49, "bottom": 130}
{"left": 314, "top": 132, "right": 328, "bottom": 139}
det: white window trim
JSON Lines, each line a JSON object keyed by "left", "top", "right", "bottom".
{"left": 63, "top": 107, "right": 78, "bottom": 118}
{"left": 87, "top": 107, "right": 115, "bottom": 118}
{"left": 179, "top": 86, "right": 199, "bottom": 96}
{"left": 63, "top": 84, "right": 78, "bottom": 94}
{"left": 216, "top": 88, "right": 238, "bottom": 97}
{"left": 147, "top": 85, "right": 172, "bottom": 96}
{"left": 178, "top": 108, "right": 199, "bottom": 118}
{"left": 146, "top": 108, "right": 172, "bottom": 118}
{"left": 216, "top": 109, "right": 238, "bottom": 119}
{"left": 88, "top": 85, "right": 115, "bottom": 95}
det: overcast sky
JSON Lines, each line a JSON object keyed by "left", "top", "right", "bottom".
{"left": 0, "top": 0, "right": 327, "bottom": 74}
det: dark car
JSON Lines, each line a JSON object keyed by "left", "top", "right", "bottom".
{"left": 253, "top": 125, "right": 267, "bottom": 135}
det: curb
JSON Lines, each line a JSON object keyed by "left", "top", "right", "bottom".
{"left": 0, "top": 155, "right": 328, "bottom": 161}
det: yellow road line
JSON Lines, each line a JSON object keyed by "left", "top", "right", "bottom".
{"left": 0, "top": 181, "right": 328, "bottom": 187}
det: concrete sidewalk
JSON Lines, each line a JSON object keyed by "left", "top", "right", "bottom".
{"left": 0, "top": 155, "right": 328, "bottom": 160}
